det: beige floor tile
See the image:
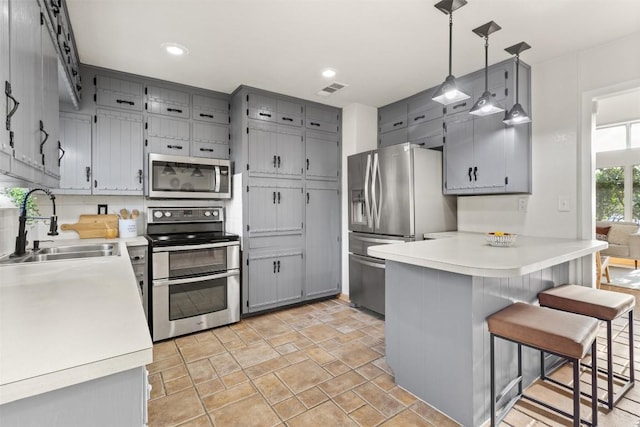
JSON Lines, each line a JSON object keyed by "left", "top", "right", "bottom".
{"left": 186, "top": 359, "right": 217, "bottom": 384}
{"left": 325, "top": 360, "right": 352, "bottom": 377}
{"left": 305, "top": 345, "right": 337, "bottom": 365}
{"left": 268, "top": 331, "right": 303, "bottom": 347}
{"left": 252, "top": 372, "right": 292, "bottom": 405}
{"left": 201, "top": 381, "right": 257, "bottom": 412}
{"left": 249, "top": 318, "right": 291, "bottom": 339}
{"left": 287, "top": 400, "right": 358, "bottom": 427}
{"left": 236, "top": 329, "right": 263, "bottom": 344}
{"left": 221, "top": 370, "right": 249, "bottom": 388}
{"left": 275, "top": 359, "right": 332, "bottom": 394}
{"left": 275, "top": 342, "right": 298, "bottom": 355}
{"left": 410, "top": 401, "right": 461, "bottom": 427}
{"left": 149, "top": 372, "right": 165, "bottom": 400}
{"left": 208, "top": 352, "right": 241, "bottom": 376}
{"left": 350, "top": 404, "right": 386, "bottom": 427}
{"left": 372, "top": 373, "right": 396, "bottom": 392}
{"left": 153, "top": 340, "right": 180, "bottom": 362}
{"left": 332, "top": 342, "right": 381, "bottom": 369}
{"left": 194, "top": 378, "right": 225, "bottom": 398}
{"left": 244, "top": 355, "right": 292, "bottom": 379}
{"left": 212, "top": 326, "right": 239, "bottom": 343}
{"left": 294, "top": 337, "right": 315, "bottom": 349}
{"left": 300, "top": 324, "right": 342, "bottom": 343}
{"left": 273, "top": 396, "right": 306, "bottom": 420}
{"left": 319, "top": 371, "right": 367, "bottom": 397}
{"left": 175, "top": 335, "right": 198, "bottom": 348}
{"left": 222, "top": 339, "right": 247, "bottom": 351}
{"left": 176, "top": 415, "right": 213, "bottom": 427}
{"left": 148, "top": 354, "right": 184, "bottom": 375}
{"left": 285, "top": 350, "right": 310, "bottom": 364}
{"left": 193, "top": 330, "right": 216, "bottom": 342}
{"left": 354, "top": 382, "right": 404, "bottom": 418}
{"left": 319, "top": 338, "right": 343, "bottom": 351}
{"left": 162, "top": 364, "right": 188, "bottom": 382}
{"left": 297, "top": 386, "right": 329, "bottom": 408}
{"left": 388, "top": 386, "right": 418, "bottom": 406}
{"left": 335, "top": 330, "right": 366, "bottom": 344}
{"left": 148, "top": 388, "right": 205, "bottom": 427}
{"left": 231, "top": 341, "right": 280, "bottom": 368}
{"left": 179, "top": 339, "right": 226, "bottom": 363}
{"left": 356, "top": 363, "right": 384, "bottom": 380}
{"left": 334, "top": 390, "right": 367, "bottom": 413}
{"left": 209, "top": 394, "right": 281, "bottom": 427}
{"left": 380, "top": 408, "right": 434, "bottom": 427}
{"left": 165, "top": 375, "right": 194, "bottom": 395}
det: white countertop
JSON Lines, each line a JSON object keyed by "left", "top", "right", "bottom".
{"left": 369, "top": 232, "right": 607, "bottom": 278}
{"left": 0, "top": 238, "right": 152, "bottom": 404}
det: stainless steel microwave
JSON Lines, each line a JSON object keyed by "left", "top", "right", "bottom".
{"left": 147, "top": 153, "right": 231, "bottom": 199}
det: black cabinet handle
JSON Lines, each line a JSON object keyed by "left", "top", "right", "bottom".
{"left": 277, "top": 191, "right": 281, "bottom": 204}
{"left": 309, "top": 122, "right": 320, "bottom": 127}
{"left": 307, "top": 192, "right": 310, "bottom": 204}
{"left": 273, "top": 191, "right": 276, "bottom": 204}
{"left": 273, "top": 261, "right": 277, "bottom": 273}
{"left": 259, "top": 112, "right": 272, "bottom": 118}
{"left": 138, "top": 169, "right": 143, "bottom": 184}
{"left": 167, "top": 145, "right": 183, "bottom": 150}
{"left": 282, "top": 117, "right": 293, "bottom": 122}
{"left": 306, "top": 158, "right": 309, "bottom": 170}
{"left": 85, "top": 166, "right": 90, "bottom": 182}
{"left": 71, "top": 68, "right": 77, "bottom": 76}
{"left": 414, "top": 115, "right": 425, "bottom": 121}
{"left": 5, "top": 81, "right": 19, "bottom": 131}
{"left": 76, "top": 83, "right": 82, "bottom": 92}
{"left": 132, "top": 256, "right": 141, "bottom": 261}
{"left": 199, "top": 113, "right": 214, "bottom": 118}
{"left": 63, "top": 42, "right": 71, "bottom": 54}
{"left": 393, "top": 121, "right": 404, "bottom": 127}
{"left": 58, "top": 141, "right": 65, "bottom": 166}
{"left": 116, "top": 99, "right": 134, "bottom": 106}
{"left": 468, "top": 167, "right": 473, "bottom": 182}
{"left": 167, "top": 108, "right": 183, "bottom": 113}
{"left": 277, "top": 156, "right": 281, "bottom": 168}
{"left": 273, "top": 155, "right": 277, "bottom": 168}
{"left": 453, "top": 102, "right": 467, "bottom": 110}
{"left": 50, "top": 0, "right": 60, "bottom": 16}
{"left": 199, "top": 148, "right": 214, "bottom": 152}
{"left": 277, "top": 260, "right": 280, "bottom": 273}
{"left": 39, "top": 120, "right": 49, "bottom": 156}
{"left": 473, "top": 166, "right": 478, "bottom": 181}
{"left": 94, "top": 179, "right": 97, "bottom": 188}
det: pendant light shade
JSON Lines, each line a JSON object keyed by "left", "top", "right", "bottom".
{"left": 503, "top": 41, "right": 531, "bottom": 125}
{"left": 161, "top": 163, "right": 176, "bottom": 176}
{"left": 469, "top": 21, "right": 503, "bottom": 117}
{"left": 432, "top": 0, "right": 470, "bottom": 106}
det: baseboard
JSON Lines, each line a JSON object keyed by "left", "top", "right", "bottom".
{"left": 338, "top": 293, "right": 350, "bottom": 303}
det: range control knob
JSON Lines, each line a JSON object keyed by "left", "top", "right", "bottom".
{"left": 153, "top": 211, "right": 163, "bottom": 219}
{"left": 164, "top": 211, "right": 172, "bottom": 218}
{"left": 212, "top": 210, "right": 219, "bottom": 217}
{"left": 204, "top": 211, "right": 212, "bottom": 217}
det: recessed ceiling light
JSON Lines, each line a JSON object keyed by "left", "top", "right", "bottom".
{"left": 322, "top": 69, "right": 336, "bottom": 78}
{"left": 161, "top": 42, "right": 189, "bottom": 56}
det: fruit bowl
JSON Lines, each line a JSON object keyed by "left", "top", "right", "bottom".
{"left": 486, "top": 232, "right": 517, "bottom": 247}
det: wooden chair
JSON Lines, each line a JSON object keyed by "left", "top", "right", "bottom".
{"left": 596, "top": 251, "right": 611, "bottom": 289}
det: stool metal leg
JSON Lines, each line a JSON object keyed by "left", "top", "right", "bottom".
{"left": 518, "top": 343, "right": 523, "bottom": 394}
{"left": 607, "top": 320, "right": 613, "bottom": 409}
{"left": 541, "top": 350, "right": 546, "bottom": 381}
{"left": 491, "top": 333, "right": 496, "bottom": 427}
{"left": 630, "top": 310, "right": 635, "bottom": 384}
{"left": 591, "top": 340, "right": 598, "bottom": 427}
{"left": 573, "top": 358, "right": 580, "bottom": 427}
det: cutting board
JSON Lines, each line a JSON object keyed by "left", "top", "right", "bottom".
{"left": 60, "top": 214, "right": 119, "bottom": 238}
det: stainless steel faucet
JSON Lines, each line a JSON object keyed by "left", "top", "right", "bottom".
{"left": 13, "top": 188, "right": 58, "bottom": 257}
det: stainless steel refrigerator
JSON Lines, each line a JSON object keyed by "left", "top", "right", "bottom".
{"left": 348, "top": 143, "right": 456, "bottom": 315}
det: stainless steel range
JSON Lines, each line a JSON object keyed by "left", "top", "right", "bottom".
{"left": 147, "top": 207, "right": 240, "bottom": 342}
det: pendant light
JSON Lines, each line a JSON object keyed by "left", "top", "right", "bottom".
{"left": 432, "top": 0, "right": 470, "bottom": 105}
{"left": 161, "top": 162, "right": 176, "bottom": 176}
{"left": 469, "top": 21, "right": 503, "bottom": 116}
{"left": 503, "top": 41, "right": 531, "bottom": 125}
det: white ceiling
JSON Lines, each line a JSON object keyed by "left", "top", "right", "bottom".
{"left": 66, "top": 0, "right": 640, "bottom": 108}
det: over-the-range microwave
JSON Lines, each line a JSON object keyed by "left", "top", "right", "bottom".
{"left": 147, "top": 153, "right": 231, "bottom": 199}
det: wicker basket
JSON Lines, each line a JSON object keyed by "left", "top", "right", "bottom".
{"left": 486, "top": 232, "right": 517, "bottom": 247}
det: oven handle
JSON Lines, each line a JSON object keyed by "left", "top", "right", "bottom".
{"left": 153, "top": 270, "right": 239, "bottom": 287}
{"left": 152, "top": 241, "right": 239, "bottom": 252}
{"left": 214, "top": 165, "right": 221, "bottom": 192}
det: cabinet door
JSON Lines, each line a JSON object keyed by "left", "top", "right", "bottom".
{"left": 146, "top": 85, "right": 190, "bottom": 119}
{"left": 94, "top": 109, "right": 143, "bottom": 194}
{"left": 305, "top": 187, "right": 340, "bottom": 298}
{"left": 95, "top": 75, "right": 143, "bottom": 111}
{"left": 41, "top": 24, "right": 60, "bottom": 183}
{"left": 276, "top": 126, "right": 303, "bottom": 178}
{"left": 277, "top": 253, "right": 303, "bottom": 304}
{"left": 473, "top": 113, "right": 506, "bottom": 192}
{"left": 408, "top": 92, "right": 443, "bottom": 125}
{"left": 379, "top": 102, "right": 407, "bottom": 134}
{"left": 247, "top": 255, "right": 278, "bottom": 309}
{"left": 306, "top": 130, "right": 338, "bottom": 181}
{"left": 276, "top": 185, "right": 303, "bottom": 233}
{"left": 443, "top": 113, "right": 474, "bottom": 193}
{"left": 247, "top": 183, "right": 278, "bottom": 234}
{"left": 192, "top": 122, "right": 228, "bottom": 159}
{"left": 146, "top": 116, "right": 189, "bottom": 156}
{"left": 306, "top": 105, "right": 339, "bottom": 133}
{"left": 59, "top": 112, "right": 92, "bottom": 193}
{"left": 0, "top": 0, "right": 10, "bottom": 172}
{"left": 247, "top": 122, "right": 278, "bottom": 176}
{"left": 379, "top": 127, "right": 407, "bottom": 148}
{"left": 192, "top": 94, "right": 228, "bottom": 125}
{"left": 247, "top": 93, "right": 277, "bottom": 123}
{"left": 9, "top": 0, "right": 42, "bottom": 182}
{"left": 276, "top": 99, "right": 302, "bottom": 127}
{"left": 408, "top": 119, "right": 444, "bottom": 149}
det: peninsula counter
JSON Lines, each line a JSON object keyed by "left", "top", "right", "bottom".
{"left": 368, "top": 232, "right": 606, "bottom": 426}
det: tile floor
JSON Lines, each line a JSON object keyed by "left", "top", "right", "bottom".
{"left": 148, "top": 289, "right": 640, "bottom": 427}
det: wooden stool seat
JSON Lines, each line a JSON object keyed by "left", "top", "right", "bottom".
{"left": 487, "top": 302, "right": 599, "bottom": 427}
{"left": 539, "top": 284, "right": 635, "bottom": 409}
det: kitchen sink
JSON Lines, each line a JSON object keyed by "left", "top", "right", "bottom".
{"left": 0, "top": 243, "right": 120, "bottom": 265}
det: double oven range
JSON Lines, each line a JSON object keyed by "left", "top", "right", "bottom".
{"left": 146, "top": 207, "right": 240, "bottom": 342}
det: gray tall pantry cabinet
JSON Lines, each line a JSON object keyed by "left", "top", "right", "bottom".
{"left": 231, "top": 87, "right": 341, "bottom": 314}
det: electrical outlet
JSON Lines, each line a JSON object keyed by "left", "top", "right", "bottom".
{"left": 558, "top": 196, "right": 570, "bottom": 212}
{"left": 518, "top": 198, "right": 527, "bottom": 212}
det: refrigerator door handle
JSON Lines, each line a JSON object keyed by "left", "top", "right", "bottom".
{"left": 364, "top": 154, "right": 373, "bottom": 227}
{"left": 371, "top": 152, "right": 382, "bottom": 229}
{"left": 350, "top": 253, "right": 385, "bottom": 269}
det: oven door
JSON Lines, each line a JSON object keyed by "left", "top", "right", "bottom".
{"left": 148, "top": 153, "right": 231, "bottom": 199}
{"left": 152, "top": 242, "right": 240, "bottom": 280}
{"left": 152, "top": 271, "right": 240, "bottom": 341}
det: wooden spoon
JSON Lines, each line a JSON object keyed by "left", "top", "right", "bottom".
{"left": 120, "top": 208, "right": 129, "bottom": 219}
{"left": 130, "top": 209, "right": 139, "bottom": 219}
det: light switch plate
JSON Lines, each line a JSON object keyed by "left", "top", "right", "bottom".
{"left": 557, "top": 196, "right": 570, "bottom": 212}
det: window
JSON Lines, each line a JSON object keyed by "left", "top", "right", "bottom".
{"left": 632, "top": 123, "right": 640, "bottom": 148}
{"left": 594, "top": 125, "right": 626, "bottom": 152}
{"left": 595, "top": 167, "right": 625, "bottom": 221}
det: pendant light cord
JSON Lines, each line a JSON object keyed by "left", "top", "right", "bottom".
{"left": 484, "top": 37, "right": 489, "bottom": 91}
{"left": 448, "top": 13, "right": 453, "bottom": 76}
{"left": 514, "top": 54, "right": 520, "bottom": 104}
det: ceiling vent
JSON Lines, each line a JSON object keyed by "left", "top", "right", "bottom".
{"left": 317, "top": 82, "right": 348, "bottom": 97}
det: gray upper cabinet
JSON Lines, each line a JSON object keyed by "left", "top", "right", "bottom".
{"left": 93, "top": 108, "right": 143, "bottom": 194}
{"left": 443, "top": 112, "right": 474, "bottom": 193}
{"left": 192, "top": 94, "right": 229, "bottom": 125}
{"left": 407, "top": 91, "right": 445, "bottom": 148}
{"left": 146, "top": 115, "right": 190, "bottom": 156}
{"left": 0, "top": 0, "right": 11, "bottom": 173}
{"left": 306, "top": 104, "right": 339, "bottom": 133}
{"left": 192, "top": 122, "right": 229, "bottom": 159}
{"left": 248, "top": 93, "right": 303, "bottom": 127}
{"left": 146, "top": 85, "right": 190, "bottom": 119}
{"left": 306, "top": 129, "right": 339, "bottom": 181}
{"left": 58, "top": 112, "right": 92, "bottom": 193}
{"left": 276, "top": 99, "right": 303, "bottom": 127}
{"left": 379, "top": 102, "right": 408, "bottom": 148}
{"left": 41, "top": 20, "right": 60, "bottom": 186}
{"left": 247, "top": 121, "right": 303, "bottom": 179}
{"left": 95, "top": 75, "right": 143, "bottom": 111}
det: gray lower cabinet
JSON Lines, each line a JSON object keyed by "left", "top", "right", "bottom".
{"left": 247, "top": 180, "right": 304, "bottom": 236}
{"left": 58, "top": 112, "right": 92, "bottom": 193}
{"left": 0, "top": 0, "right": 10, "bottom": 172}
{"left": 305, "top": 184, "right": 340, "bottom": 298}
{"left": 247, "top": 251, "right": 303, "bottom": 311}
{"left": 127, "top": 244, "right": 149, "bottom": 322}
{"left": 93, "top": 109, "right": 143, "bottom": 194}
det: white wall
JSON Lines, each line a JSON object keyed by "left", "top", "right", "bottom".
{"left": 596, "top": 89, "right": 640, "bottom": 126}
{"left": 340, "top": 103, "right": 378, "bottom": 295}
{"left": 458, "top": 31, "right": 640, "bottom": 239}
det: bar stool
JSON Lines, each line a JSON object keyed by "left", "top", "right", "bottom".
{"left": 488, "top": 302, "right": 599, "bottom": 427}
{"left": 539, "top": 284, "right": 635, "bottom": 409}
